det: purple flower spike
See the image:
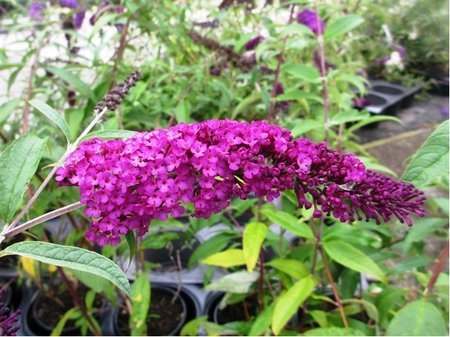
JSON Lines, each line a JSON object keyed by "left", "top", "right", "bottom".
{"left": 0, "top": 288, "right": 20, "bottom": 336}
{"left": 59, "top": 0, "right": 79, "bottom": 9}
{"left": 354, "top": 97, "right": 370, "bottom": 109}
{"left": 57, "top": 120, "right": 425, "bottom": 247}
{"left": 244, "top": 35, "right": 263, "bottom": 51}
{"left": 297, "top": 9, "right": 325, "bottom": 35}
{"left": 29, "top": 2, "right": 45, "bottom": 22}
{"left": 74, "top": 6, "right": 86, "bottom": 29}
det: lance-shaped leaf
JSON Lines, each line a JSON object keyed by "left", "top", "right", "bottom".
{"left": 82, "top": 129, "right": 136, "bottom": 141}
{"left": 243, "top": 222, "right": 268, "bottom": 272}
{"left": 0, "top": 135, "right": 46, "bottom": 222}
{"left": 201, "top": 249, "right": 246, "bottom": 268}
{"left": 0, "top": 241, "right": 131, "bottom": 297}
{"left": 30, "top": 99, "right": 72, "bottom": 142}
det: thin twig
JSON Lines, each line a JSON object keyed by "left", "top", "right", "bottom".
{"left": 57, "top": 267, "right": 101, "bottom": 336}
{"left": 267, "top": 4, "right": 295, "bottom": 122}
{"left": 424, "top": 240, "right": 449, "bottom": 297}
{"left": 3, "top": 202, "right": 83, "bottom": 239}
{"left": 319, "top": 247, "right": 349, "bottom": 327}
{"left": 5, "top": 108, "right": 107, "bottom": 232}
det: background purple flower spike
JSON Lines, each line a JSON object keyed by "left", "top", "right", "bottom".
{"left": 59, "top": 0, "right": 79, "bottom": 9}
{"left": 244, "top": 35, "right": 263, "bottom": 51}
{"left": 29, "top": 2, "right": 45, "bottom": 22}
{"left": 297, "top": 9, "right": 325, "bottom": 35}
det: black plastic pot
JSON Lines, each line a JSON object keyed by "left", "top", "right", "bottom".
{"left": 205, "top": 292, "right": 259, "bottom": 325}
{"left": 110, "top": 285, "right": 190, "bottom": 336}
{"left": 21, "top": 287, "right": 107, "bottom": 336}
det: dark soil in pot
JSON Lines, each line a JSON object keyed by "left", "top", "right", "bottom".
{"left": 144, "top": 234, "right": 200, "bottom": 271}
{"left": 27, "top": 285, "right": 104, "bottom": 336}
{"left": 114, "top": 286, "right": 187, "bottom": 336}
{"left": 209, "top": 294, "right": 259, "bottom": 324}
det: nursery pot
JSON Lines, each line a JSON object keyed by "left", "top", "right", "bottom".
{"left": 113, "top": 285, "right": 188, "bottom": 336}
{"left": 25, "top": 286, "right": 105, "bottom": 336}
{"left": 143, "top": 232, "right": 200, "bottom": 271}
{"left": 206, "top": 293, "right": 259, "bottom": 325}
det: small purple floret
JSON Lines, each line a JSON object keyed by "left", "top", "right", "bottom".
{"left": 244, "top": 35, "right": 263, "bottom": 51}
{"left": 59, "top": 0, "right": 79, "bottom": 9}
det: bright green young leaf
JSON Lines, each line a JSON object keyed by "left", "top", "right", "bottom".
{"left": 249, "top": 305, "right": 274, "bottom": 336}
{"left": 267, "top": 258, "right": 309, "bottom": 280}
{"left": 175, "top": 101, "right": 190, "bottom": 123}
{"left": 0, "top": 135, "right": 46, "bottom": 222}
{"left": 201, "top": 249, "right": 246, "bottom": 268}
{"left": 130, "top": 274, "right": 150, "bottom": 336}
{"left": 188, "top": 233, "right": 235, "bottom": 268}
{"left": 30, "top": 99, "right": 72, "bottom": 142}
{"left": 0, "top": 99, "right": 19, "bottom": 127}
{"left": 282, "top": 64, "right": 321, "bottom": 82}
{"left": 322, "top": 240, "right": 386, "bottom": 282}
{"left": 82, "top": 129, "right": 136, "bottom": 141}
{"left": 261, "top": 208, "right": 314, "bottom": 239}
{"left": 205, "top": 271, "right": 258, "bottom": 293}
{"left": 324, "top": 15, "right": 364, "bottom": 39}
{"left": 303, "top": 327, "right": 365, "bottom": 336}
{"left": 0, "top": 241, "right": 131, "bottom": 297}
{"left": 50, "top": 308, "right": 81, "bottom": 336}
{"left": 272, "top": 276, "right": 316, "bottom": 335}
{"left": 402, "top": 120, "right": 449, "bottom": 187}
{"left": 386, "top": 300, "right": 448, "bottom": 336}
{"left": 46, "top": 65, "right": 95, "bottom": 100}
{"left": 309, "top": 310, "right": 329, "bottom": 328}
{"left": 348, "top": 115, "right": 401, "bottom": 133}
{"left": 243, "top": 222, "right": 268, "bottom": 272}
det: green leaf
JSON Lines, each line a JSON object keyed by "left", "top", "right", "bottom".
{"left": 291, "top": 120, "right": 324, "bottom": 137}
{"left": 30, "top": 99, "right": 72, "bottom": 142}
{"left": 188, "top": 233, "right": 234, "bottom": 268}
{"left": 46, "top": 65, "right": 95, "bottom": 100}
{"left": 181, "top": 316, "right": 238, "bottom": 336}
{"left": 330, "top": 110, "right": 369, "bottom": 125}
{"left": 267, "top": 258, "right": 309, "bottom": 280}
{"left": 324, "top": 15, "right": 364, "bottom": 39}
{"left": 0, "top": 135, "right": 46, "bottom": 222}
{"left": 0, "top": 99, "right": 19, "bottom": 127}
{"left": 248, "top": 305, "right": 274, "bottom": 336}
{"left": 130, "top": 274, "right": 150, "bottom": 336}
{"left": 124, "top": 231, "right": 136, "bottom": 268}
{"left": 303, "top": 327, "right": 365, "bottom": 336}
{"left": 82, "top": 129, "right": 136, "bottom": 141}
{"left": 403, "top": 218, "right": 448, "bottom": 252}
{"left": 0, "top": 241, "right": 131, "bottom": 297}
{"left": 243, "top": 222, "right": 268, "bottom": 272}
{"left": 272, "top": 276, "right": 316, "bottom": 335}
{"left": 261, "top": 208, "right": 314, "bottom": 239}
{"left": 175, "top": 101, "right": 190, "bottom": 123}
{"left": 201, "top": 249, "right": 246, "bottom": 268}
{"left": 282, "top": 64, "right": 321, "bottom": 82}
{"left": 322, "top": 240, "right": 386, "bottom": 282}
{"left": 402, "top": 120, "right": 449, "bottom": 187}
{"left": 205, "top": 271, "right": 259, "bottom": 293}
{"left": 310, "top": 310, "right": 329, "bottom": 328}
{"left": 348, "top": 115, "right": 401, "bottom": 133}
{"left": 50, "top": 308, "right": 80, "bottom": 336}
{"left": 343, "top": 299, "right": 379, "bottom": 323}
{"left": 387, "top": 300, "right": 448, "bottom": 336}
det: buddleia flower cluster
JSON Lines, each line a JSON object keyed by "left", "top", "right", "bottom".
{"left": 56, "top": 120, "right": 425, "bottom": 246}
